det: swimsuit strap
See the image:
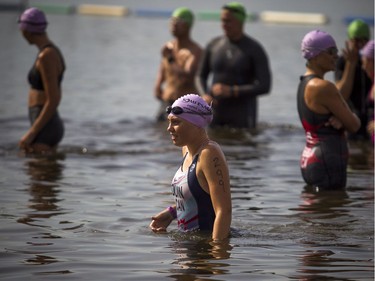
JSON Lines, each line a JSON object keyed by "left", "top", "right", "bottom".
{"left": 301, "top": 74, "right": 321, "bottom": 82}
{"left": 41, "top": 43, "right": 54, "bottom": 50}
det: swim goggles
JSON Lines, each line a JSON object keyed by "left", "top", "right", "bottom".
{"left": 323, "top": 47, "right": 338, "bottom": 56}
{"left": 166, "top": 106, "right": 212, "bottom": 116}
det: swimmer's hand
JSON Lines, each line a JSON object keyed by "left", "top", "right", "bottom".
{"left": 211, "top": 83, "right": 231, "bottom": 99}
{"left": 19, "top": 130, "right": 36, "bottom": 152}
{"left": 149, "top": 209, "right": 174, "bottom": 233}
{"left": 325, "top": 116, "right": 343, "bottom": 130}
{"left": 161, "top": 42, "right": 174, "bottom": 59}
{"left": 342, "top": 40, "right": 358, "bottom": 64}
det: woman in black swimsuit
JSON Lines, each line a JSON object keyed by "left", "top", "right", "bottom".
{"left": 18, "top": 7, "right": 65, "bottom": 153}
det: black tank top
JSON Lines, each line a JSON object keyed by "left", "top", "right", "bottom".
{"left": 28, "top": 44, "right": 65, "bottom": 91}
{"left": 297, "top": 74, "right": 344, "bottom": 138}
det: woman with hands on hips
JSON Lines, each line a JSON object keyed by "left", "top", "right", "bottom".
{"left": 150, "top": 94, "right": 232, "bottom": 241}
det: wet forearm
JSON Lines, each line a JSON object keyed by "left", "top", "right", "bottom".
{"left": 336, "top": 61, "right": 356, "bottom": 100}
{"left": 31, "top": 100, "right": 58, "bottom": 134}
{"left": 212, "top": 210, "right": 231, "bottom": 241}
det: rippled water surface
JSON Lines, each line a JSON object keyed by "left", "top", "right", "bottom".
{"left": 0, "top": 0, "right": 374, "bottom": 280}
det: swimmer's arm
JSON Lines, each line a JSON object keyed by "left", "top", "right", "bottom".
{"left": 180, "top": 48, "right": 202, "bottom": 77}
{"left": 169, "top": 48, "right": 202, "bottom": 83}
{"left": 154, "top": 61, "right": 166, "bottom": 100}
{"left": 150, "top": 205, "right": 176, "bottom": 233}
{"left": 334, "top": 40, "right": 358, "bottom": 100}
{"left": 317, "top": 81, "right": 360, "bottom": 133}
{"left": 234, "top": 44, "right": 272, "bottom": 98}
{"left": 195, "top": 48, "right": 211, "bottom": 97}
{"left": 201, "top": 146, "right": 232, "bottom": 241}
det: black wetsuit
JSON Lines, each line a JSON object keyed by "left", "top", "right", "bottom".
{"left": 28, "top": 44, "right": 65, "bottom": 147}
{"left": 335, "top": 56, "right": 372, "bottom": 140}
{"left": 196, "top": 34, "right": 271, "bottom": 129}
{"left": 297, "top": 75, "right": 348, "bottom": 189}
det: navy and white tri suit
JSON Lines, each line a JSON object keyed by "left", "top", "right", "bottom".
{"left": 171, "top": 153, "right": 215, "bottom": 232}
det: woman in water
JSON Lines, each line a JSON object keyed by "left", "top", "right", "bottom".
{"left": 150, "top": 94, "right": 232, "bottom": 241}
{"left": 18, "top": 7, "right": 65, "bottom": 153}
{"left": 360, "top": 40, "right": 374, "bottom": 144}
{"left": 297, "top": 30, "right": 360, "bottom": 189}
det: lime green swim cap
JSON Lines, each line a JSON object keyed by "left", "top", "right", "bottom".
{"left": 222, "top": 2, "right": 247, "bottom": 23}
{"left": 172, "top": 7, "right": 194, "bottom": 27}
{"left": 347, "top": 19, "right": 370, "bottom": 39}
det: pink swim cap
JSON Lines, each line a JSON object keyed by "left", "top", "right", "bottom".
{"left": 168, "top": 94, "right": 213, "bottom": 128}
{"left": 301, "top": 30, "right": 337, "bottom": 60}
{"left": 360, "top": 40, "right": 374, "bottom": 59}
{"left": 19, "top": 7, "right": 48, "bottom": 33}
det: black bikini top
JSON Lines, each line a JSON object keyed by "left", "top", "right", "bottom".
{"left": 28, "top": 44, "right": 65, "bottom": 91}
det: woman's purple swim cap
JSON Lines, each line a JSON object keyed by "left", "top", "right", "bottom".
{"left": 301, "top": 30, "right": 337, "bottom": 60}
{"left": 19, "top": 7, "right": 48, "bottom": 33}
{"left": 360, "top": 40, "right": 374, "bottom": 59}
{"left": 169, "top": 94, "right": 213, "bottom": 128}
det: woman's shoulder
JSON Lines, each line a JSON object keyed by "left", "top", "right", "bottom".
{"left": 201, "top": 141, "right": 225, "bottom": 159}
{"left": 307, "top": 77, "right": 337, "bottom": 95}
{"left": 38, "top": 46, "right": 60, "bottom": 62}
{"left": 305, "top": 77, "right": 342, "bottom": 114}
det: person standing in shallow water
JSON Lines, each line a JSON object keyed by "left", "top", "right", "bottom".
{"left": 18, "top": 7, "right": 65, "bottom": 154}
{"left": 335, "top": 19, "right": 372, "bottom": 141}
{"left": 297, "top": 30, "right": 360, "bottom": 190}
{"left": 150, "top": 94, "right": 232, "bottom": 241}
{"left": 359, "top": 40, "right": 374, "bottom": 145}
{"left": 196, "top": 2, "right": 271, "bottom": 129}
{"left": 154, "top": 7, "right": 202, "bottom": 121}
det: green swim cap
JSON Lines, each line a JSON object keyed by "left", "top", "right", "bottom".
{"left": 222, "top": 2, "right": 247, "bottom": 23}
{"left": 172, "top": 7, "right": 194, "bottom": 27}
{"left": 347, "top": 19, "right": 370, "bottom": 39}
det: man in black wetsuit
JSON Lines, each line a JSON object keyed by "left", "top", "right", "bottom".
{"left": 196, "top": 2, "right": 272, "bottom": 129}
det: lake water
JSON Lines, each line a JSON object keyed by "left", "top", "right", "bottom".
{"left": 0, "top": 0, "right": 374, "bottom": 280}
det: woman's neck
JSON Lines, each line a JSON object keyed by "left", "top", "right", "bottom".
{"left": 33, "top": 35, "right": 51, "bottom": 51}
{"left": 186, "top": 133, "right": 210, "bottom": 157}
{"left": 305, "top": 65, "right": 325, "bottom": 79}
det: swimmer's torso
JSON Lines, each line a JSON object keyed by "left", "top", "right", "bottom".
{"left": 203, "top": 35, "right": 268, "bottom": 128}
{"left": 28, "top": 44, "right": 65, "bottom": 107}
{"left": 297, "top": 74, "right": 348, "bottom": 189}
{"left": 162, "top": 47, "right": 198, "bottom": 102}
{"left": 171, "top": 153, "right": 215, "bottom": 232}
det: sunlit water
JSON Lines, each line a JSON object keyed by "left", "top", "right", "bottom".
{"left": 0, "top": 0, "right": 374, "bottom": 280}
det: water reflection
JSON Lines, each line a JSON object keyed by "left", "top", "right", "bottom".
{"left": 17, "top": 155, "right": 65, "bottom": 228}
{"left": 298, "top": 185, "right": 349, "bottom": 217}
{"left": 25, "top": 254, "right": 59, "bottom": 265}
{"left": 294, "top": 185, "right": 367, "bottom": 281}
{"left": 167, "top": 235, "right": 232, "bottom": 281}
{"left": 348, "top": 140, "right": 374, "bottom": 171}
{"left": 295, "top": 248, "right": 371, "bottom": 281}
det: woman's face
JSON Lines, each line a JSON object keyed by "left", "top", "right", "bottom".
{"left": 21, "top": 29, "right": 33, "bottom": 44}
{"left": 167, "top": 115, "right": 196, "bottom": 147}
{"left": 316, "top": 47, "right": 339, "bottom": 71}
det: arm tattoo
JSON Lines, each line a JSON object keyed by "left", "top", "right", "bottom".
{"left": 213, "top": 157, "right": 226, "bottom": 192}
